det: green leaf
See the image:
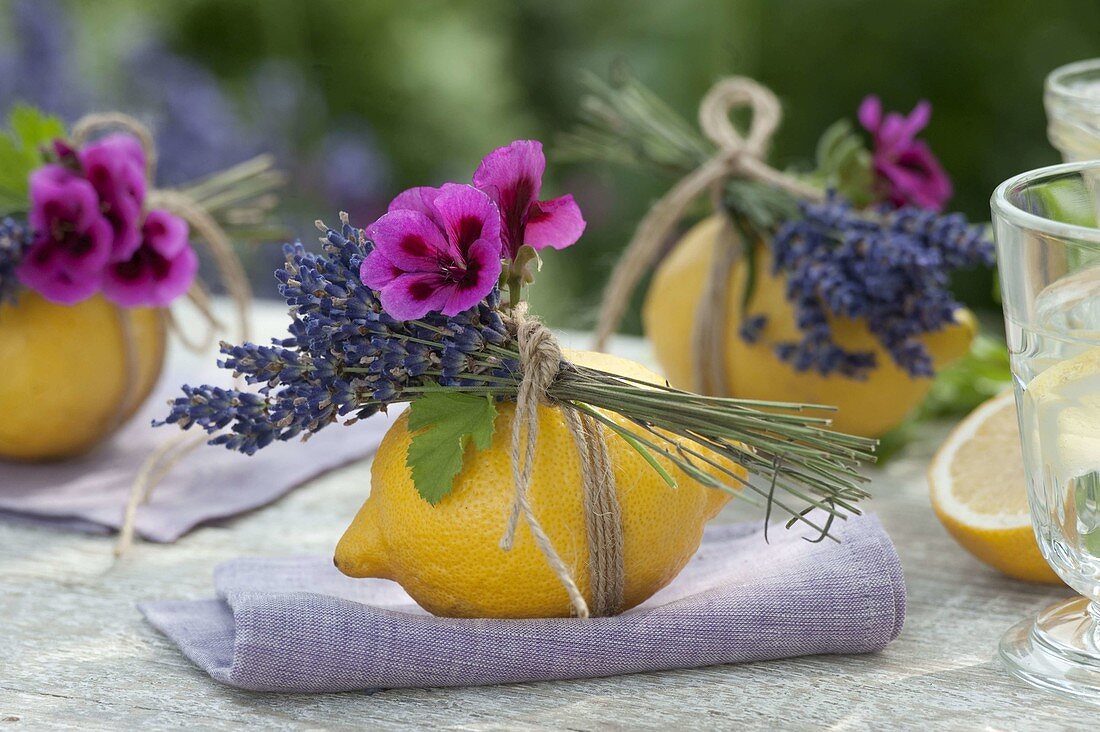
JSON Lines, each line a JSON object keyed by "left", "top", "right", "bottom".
{"left": 809, "top": 118, "right": 874, "bottom": 207}
{"left": 0, "top": 105, "right": 66, "bottom": 215}
{"left": 9, "top": 104, "right": 65, "bottom": 154}
{"left": 406, "top": 391, "right": 498, "bottom": 505}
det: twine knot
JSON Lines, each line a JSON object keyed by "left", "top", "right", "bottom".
{"left": 593, "top": 76, "right": 824, "bottom": 390}
{"left": 501, "top": 304, "right": 624, "bottom": 618}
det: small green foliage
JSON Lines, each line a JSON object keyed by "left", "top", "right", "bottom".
{"left": 722, "top": 179, "right": 801, "bottom": 232}
{"left": 877, "top": 333, "right": 1013, "bottom": 461}
{"left": 406, "top": 391, "right": 498, "bottom": 505}
{"left": 810, "top": 119, "right": 874, "bottom": 207}
{"left": 919, "top": 334, "right": 1012, "bottom": 419}
{"left": 0, "top": 105, "right": 66, "bottom": 215}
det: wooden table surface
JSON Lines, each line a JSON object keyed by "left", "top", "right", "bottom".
{"left": 1, "top": 305, "right": 1094, "bottom": 730}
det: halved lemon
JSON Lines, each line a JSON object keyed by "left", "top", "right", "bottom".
{"left": 928, "top": 390, "right": 1062, "bottom": 584}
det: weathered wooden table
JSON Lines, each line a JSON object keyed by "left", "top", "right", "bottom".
{"left": 1, "top": 305, "right": 1093, "bottom": 730}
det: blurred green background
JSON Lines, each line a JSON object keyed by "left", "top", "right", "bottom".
{"left": 2, "top": 0, "right": 1097, "bottom": 328}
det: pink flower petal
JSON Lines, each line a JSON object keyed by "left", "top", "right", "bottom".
{"left": 431, "top": 183, "right": 501, "bottom": 259}
{"left": 79, "top": 134, "right": 148, "bottom": 261}
{"left": 55, "top": 217, "right": 114, "bottom": 277}
{"left": 439, "top": 237, "right": 502, "bottom": 316}
{"left": 151, "top": 244, "right": 200, "bottom": 306}
{"left": 378, "top": 272, "right": 452, "bottom": 321}
{"left": 472, "top": 140, "right": 545, "bottom": 256}
{"left": 15, "top": 239, "right": 100, "bottom": 304}
{"left": 141, "top": 210, "right": 190, "bottom": 259}
{"left": 29, "top": 165, "right": 101, "bottom": 232}
{"left": 524, "top": 194, "right": 586, "bottom": 251}
{"left": 877, "top": 112, "right": 911, "bottom": 153}
{"left": 862, "top": 96, "right": 950, "bottom": 210}
{"left": 883, "top": 142, "right": 953, "bottom": 211}
{"left": 359, "top": 249, "right": 403, "bottom": 291}
{"left": 858, "top": 95, "right": 882, "bottom": 132}
{"left": 101, "top": 240, "right": 199, "bottom": 308}
{"left": 901, "top": 101, "right": 932, "bottom": 140}
{"left": 366, "top": 209, "right": 449, "bottom": 271}
{"left": 388, "top": 186, "right": 444, "bottom": 228}
{"left": 80, "top": 133, "right": 146, "bottom": 172}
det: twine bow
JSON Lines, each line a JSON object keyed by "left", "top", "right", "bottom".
{"left": 501, "top": 305, "right": 625, "bottom": 618}
{"left": 592, "top": 77, "right": 823, "bottom": 394}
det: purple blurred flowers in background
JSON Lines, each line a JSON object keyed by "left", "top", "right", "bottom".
{"left": 17, "top": 130, "right": 198, "bottom": 307}
{"left": 102, "top": 209, "right": 199, "bottom": 307}
{"left": 858, "top": 95, "right": 953, "bottom": 211}
{"left": 18, "top": 165, "right": 114, "bottom": 304}
{"left": 78, "top": 134, "right": 147, "bottom": 260}
{"left": 0, "top": 0, "right": 392, "bottom": 268}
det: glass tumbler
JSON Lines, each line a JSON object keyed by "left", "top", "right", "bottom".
{"left": 1046, "top": 59, "right": 1100, "bottom": 162}
{"left": 993, "top": 161, "right": 1100, "bottom": 700}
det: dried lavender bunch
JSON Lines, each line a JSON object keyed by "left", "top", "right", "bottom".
{"left": 765, "top": 195, "right": 995, "bottom": 378}
{"left": 161, "top": 214, "right": 876, "bottom": 536}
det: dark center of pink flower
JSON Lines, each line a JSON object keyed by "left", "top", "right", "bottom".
{"left": 113, "top": 245, "right": 170, "bottom": 282}
{"left": 48, "top": 219, "right": 95, "bottom": 259}
{"left": 408, "top": 278, "right": 437, "bottom": 302}
{"left": 501, "top": 177, "right": 534, "bottom": 254}
{"left": 454, "top": 216, "right": 483, "bottom": 254}
{"left": 400, "top": 234, "right": 434, "bottom": 259}
{"left": 439, "top": 252, "right": 482, "bottom": 291}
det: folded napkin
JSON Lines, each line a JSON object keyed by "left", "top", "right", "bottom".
{"left": 141, "top": 514, "right": 905, "bottom": 692}
{"left": 0, "top": 367, "right": 397, "bottom": 542}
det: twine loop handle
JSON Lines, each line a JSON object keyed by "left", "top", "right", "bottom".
{"left": 501, "top": 304, "right": 625, "bottom": 618}
{"left": 592, "top": 76, "right": 822, "bottom": 356}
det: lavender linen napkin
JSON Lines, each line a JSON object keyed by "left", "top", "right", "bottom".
{"left": 0, "top": 368, "right": 398, "bottom": 542}
{"left": 140, "top": 514, "right": 905, "bottom": 692}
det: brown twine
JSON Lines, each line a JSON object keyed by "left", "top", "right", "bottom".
{"left": 70, "top": 113, "right": 255, "bottom": 557}
{"left": 689, "top": 191, "right": 742, "bottom": 395}
{"left": 592, "top": 77, "right": 825, "bottom": 394}
{"left": 104, "top": 307, "right": 142, "bottom": 436}
{"left": 500, "top": 305, "right": 625, "bottom": 618}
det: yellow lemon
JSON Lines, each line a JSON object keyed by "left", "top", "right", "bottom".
{"left": 334, "top": 349, "right": 741, "bottom": 618}
{"left": 928, "top": 390, "right": 1061, "bottom": 584}
{"left": 0, "top": 291, "right": 167, "bottom": 461}
{"left": 643, "top": 216, "right": 976, "bottom": 438}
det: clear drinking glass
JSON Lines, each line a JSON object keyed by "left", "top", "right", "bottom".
{"left": 993, "top": 161, "right": 1100, "bottom": 700}
{"left": 1046, "top": 59, "right": 1100, "bottom": 162}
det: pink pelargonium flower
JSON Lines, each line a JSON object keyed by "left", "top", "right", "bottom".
{"left": 101, "top": 210, "right": 198, "bottom": 307}
{"left": 78, "top": 133, "right": 147, "bottom": 260}
{"left": 858, "top": 96, "right": 952, "bottom": 211}
{"left": 472, "top": 140, "right": 585, "bottom": 259}
{"left": 16, "top": 165, "right": 115, "bottom": 304}
{"left": 360, "top": 183, "right": 503, "bottom": 320}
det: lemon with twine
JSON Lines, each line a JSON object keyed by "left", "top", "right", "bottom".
{"left": 0, "top": 291, "right": 166, "bottom": 461}
{"left": 643, "top": 216, "right": 977, "bottom": 438}
{"left": 335, "top": 350, "right": 740, "bottom": 619}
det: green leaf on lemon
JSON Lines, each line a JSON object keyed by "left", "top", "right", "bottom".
{"left": 407, "top": 391, "right": 497, "bottom": 505}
